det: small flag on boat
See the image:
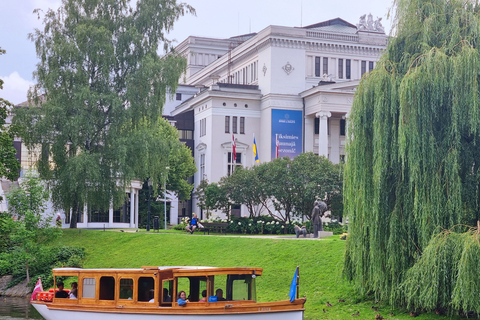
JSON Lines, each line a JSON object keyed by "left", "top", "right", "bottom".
{"left": 289, "top": 266, "right": 299, "bottom": 303}
{"left": 31, "top": 277, "right": 43, "bottom": 301}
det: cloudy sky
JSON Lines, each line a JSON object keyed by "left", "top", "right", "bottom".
{"left": 0, "top": 0, "right": 394, "bottom": 105}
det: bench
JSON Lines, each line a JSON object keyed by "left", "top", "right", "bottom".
{"left": 202, "top": 222, "right": 228, "bottom": 235}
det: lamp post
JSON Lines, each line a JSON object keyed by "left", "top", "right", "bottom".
{"left": 147, "top": 178, "right": 152, "bottom": 231}
{"left": 164, "top": 167, "right": 169, "bottom": 230}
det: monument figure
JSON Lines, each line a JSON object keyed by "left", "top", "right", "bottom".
{"left": 312, "top": 200, "right": 327, "bottom": 238}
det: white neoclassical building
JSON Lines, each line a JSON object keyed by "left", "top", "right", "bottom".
{"left": 169, "top": 16, "right": 388, "bottom": 218}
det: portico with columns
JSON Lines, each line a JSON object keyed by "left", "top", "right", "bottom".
{"left": 301, "top": 80, "right": 358, "bottom": 164}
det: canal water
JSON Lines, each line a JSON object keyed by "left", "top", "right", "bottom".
{"left": 0, "top": 297, "right": 44, "bottom": 320}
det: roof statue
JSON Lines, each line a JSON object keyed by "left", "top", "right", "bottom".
{"left": 357, "top": 13, "right": 386, "bottom": 34}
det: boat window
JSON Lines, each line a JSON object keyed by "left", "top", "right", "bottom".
{"left": 176, "top": 276, "right": 208, "bottom": 302}
{"left": 138, "top": 277, "right": 154, "bottom": 302}
{"left": 162, "top": 280, "right": 173, "bottom": 303}
{"left": 227, "top": 274, "right": 256, "bottom": 301}
{"left": 54, "top": 276, "right": 78, "bottom": 299}
{"left": 119, "top": 278, "right": 134, "bottom": 300}
{"left": 99, "top": 276, "right": 115, "bottom": 300}
{"left": 213, "top": 275, "right": 227, "bottom": 301}
{"left": 82, "top": 278, "right": 96, "bottom": 298}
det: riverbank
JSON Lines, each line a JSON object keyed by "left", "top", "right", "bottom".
{"left": 0, "top": 275, "right": 31, "bottom": 297}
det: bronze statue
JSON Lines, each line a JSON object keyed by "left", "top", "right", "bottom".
{"left": 312, "top": 200, "right": 327, "bottom": 238}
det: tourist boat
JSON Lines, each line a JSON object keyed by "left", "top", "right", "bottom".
{"left": 31, "top": 266, "right": 305, "bottom": 319}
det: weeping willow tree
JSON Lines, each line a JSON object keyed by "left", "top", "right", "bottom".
{"left": 344, "top": 0, "right": 480, "bottom": 308}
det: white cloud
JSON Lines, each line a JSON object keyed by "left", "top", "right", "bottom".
{"left": 0, "top": 72, "right": 34, "bottom": 105}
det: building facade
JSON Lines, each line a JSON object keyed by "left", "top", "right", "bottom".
{"left": 170, "top": 16, "right": 388, "bottom": 218}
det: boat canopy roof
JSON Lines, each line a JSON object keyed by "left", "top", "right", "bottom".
{"left": 52, "top": 266, "right": 263, "bottom": 276}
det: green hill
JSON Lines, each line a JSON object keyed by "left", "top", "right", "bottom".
{"left": 54, "top": 229, "right": 458, "bottom": 320}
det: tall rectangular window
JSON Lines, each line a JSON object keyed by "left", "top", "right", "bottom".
{"left": 240, "top": 117, "right": 245, "bottom": 134}
{"left": 369, "top": 61, "right": 374, "bottom": 71}
{"left": 176, "top": 93, "right": 182, "bottom": 101}
{"left": 340, "top": 119, "right": 346, "bottom": 136}
{"left": 361, "top": 61, "right": 366, "bottom": 76}
{"left": 227, "top": 152, "right": 242, "bottom": 176}
{"left": 338, "top": 59, "right": 343, "bottom": 79}
{"left": 346, "top": 59, "right": 351, "bottom": 79}
{"left": 225, "top": 116, "right": 230, "bottom": 133}
{"left": 323, "top": 57, "right": 328, "bottom": 76}
{"left": 315, "top": 57, "right": 321, "bottom": 77}
{"left": 200, "top": 154, "right": 205, "bottom": 181}
{"left": 232, "top": 116, "right": 238, "bottom": 134}
{"left": 200, "top": 118, "right": 206, "bottom": 137}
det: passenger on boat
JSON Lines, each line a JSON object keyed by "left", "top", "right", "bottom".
{"left": 69, "top": 282, "right": 77, "bottom": 299}
{"left": 199, "top": 290, "right": 207, "bottom": 302}
{"left": 148, "top": 289, "right": 155, "bottom": 302}
{"left": 163, "top": 288, "right": 172, "bottom": 302}
{"left": 186, "top": 214, "right": 198, "bottom": 234}
{"left": 216, "top": 288, "right": 227, "bottom": 301}
{"left": 55, "top": 282, "right": 69, "bottom": 298}
{"left": 177, "top": 291, "right": 189, "bottom": 306}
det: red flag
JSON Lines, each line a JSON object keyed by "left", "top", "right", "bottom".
{"left": 31, "top": 277, "right": 43, "bottom": 301}
{"left": 232, "top": 134, "right": 236, "bottom": 162}
{"left": 276, "top": 134, "right": 280, "bottom": 158}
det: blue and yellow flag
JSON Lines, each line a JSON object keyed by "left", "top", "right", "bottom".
{"left": 253, "top": 136, "right": 259, "bottom": 163}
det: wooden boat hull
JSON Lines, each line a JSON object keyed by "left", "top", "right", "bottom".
{"left": 32, "top": 301, "right": 304, "bottom": 320}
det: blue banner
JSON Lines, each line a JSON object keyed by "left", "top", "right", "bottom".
{"left": 289, "top": 267, "right": 298, "bottom": 302}
{"left": 271, "top": 109, "right": 303, "bottom": 159}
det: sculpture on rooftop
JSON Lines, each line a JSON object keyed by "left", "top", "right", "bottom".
{"left": 357, "top": 13, "right": 386, "bottom": 34}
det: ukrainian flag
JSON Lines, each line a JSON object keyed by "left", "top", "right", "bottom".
{"left": 253, "top": 136, "right": 259, "bottom": 163}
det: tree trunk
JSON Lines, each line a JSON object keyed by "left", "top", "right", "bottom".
{"left": 70, "top": 202, "right": 79, "bottom": 228}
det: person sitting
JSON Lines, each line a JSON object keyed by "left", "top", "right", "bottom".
{"left": 177, "top": 290, "right": 189, "bottom": 306}
{"left": 163, "top": 288, "right": 172, "bottom": 302}
{"left": 185, "top": 214, "right": 198, "bottom": 234}
{"left": 199, "top": 290, "right": 207, "bottom": 302}
{"left": 55, "top": 282, "right": 69, "bottom": 298}
{"left": 216, "top": 288, "right": 227, "bottom": 301}
{"left": 69, "top": 282, "right": 77, "bottom": 299}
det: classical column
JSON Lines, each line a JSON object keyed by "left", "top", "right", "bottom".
{"left": 304, "top": 116, "right": 315, "bottom": 152}
{"left": 130, "top": 188, "right": 135, "bottom": 228}
{"left": 316, "top": 111, "right": 331, "bottom": 158}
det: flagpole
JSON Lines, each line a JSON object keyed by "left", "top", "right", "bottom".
{"left": 296, "top": 265, "right": 300, "bottom": 300}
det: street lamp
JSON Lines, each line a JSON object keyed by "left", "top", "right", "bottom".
{"left": 164, "top": 167, "right": 170, "bottom": 230}
{"left": 147, "top": 178, "right": 152, "bottom": 231}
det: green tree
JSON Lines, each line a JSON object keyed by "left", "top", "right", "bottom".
{"left": 228, "top": 166, "right": 267, "bottom": 218}
{"left": 14, "top": 0, "right": 194, "bottom": 227}
{"left": 344, "top": 0, "right": 480, "bottom": 307}
{"left": 0, "top": 47, "right": 21, "bottom": 182}
{"left": 3, "top": 172, "right": 61, "bottom": 282}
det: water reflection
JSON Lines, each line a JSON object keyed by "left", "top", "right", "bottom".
{"left": 0, "top": 297, "right": 44, "bottom": 319}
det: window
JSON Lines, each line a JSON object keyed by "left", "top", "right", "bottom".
{"left": 225, "top": 116, "right": 230, "bottom": 133}
{"left": 227, "top": 274, "right": 256, "bottom": 301}
{"left": 361, "top": 61, "right": 366, "bottom": 76}
{"left": 138, "top": 277, "right": 155, "bottom": 302}
{"left": 227, "top": 152, "right": 242, "bottom": 176}
{"left": 340, "top": 155, "right": 345, "bottom": 163}
{"left": 340, "top": 119, "right": 346, "bottom": 136}
{"left": 314, "top": 118, "right": 319, "bottom": 134}
{"left": 178, "top": 130, "right": 193, "bottom": 140}
{"left": 82, "top": 278, "right": 96, "bottom": 298}
{"left": 88, "top": 206, "right": 109, "bottom": 223}
{"left": 240, "top": 117, "right": 245, "bottom": 134}
{"left": 162, "top": 280, "right": 173, "bottom": 304}
{"left": 200, "top": 118, "right": 206, "bottom": 137}
{"left": 369, "top": 61, "right": 374, "bottom": 71}
{"left": 99, "top": 276, "right": 115, "bottom": 300}
{"left": 119, "top": 278, "right": 134, "bottom": 299}
{"left": 315, "top": 57, "right": 321, "bottom": 77}
{"left": 323, "top": 57, "right": 328, "bottom": 75}
{"left": 338, "top": 59, "right": 343, "bottom": 79}
{"left": 176, "top": 93, "right": 182, "bottom": 101}
{"left": 113, "top": 194, "right": 130, "bottom": 223}
{"left": 232, "top": 116, "right": 237, "bottom": 134}
{"left": 346, "top": 59, "right": 351, "bottom": 79}
{"left": 176, "top": 276, "right": 208, "bottom": 302}
{"left": 200, "top": 154, "right": 205, "bottom": 181}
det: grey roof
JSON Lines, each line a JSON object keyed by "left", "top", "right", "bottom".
{"left": 302, "top": 18, "right": 357, "bottom": 34}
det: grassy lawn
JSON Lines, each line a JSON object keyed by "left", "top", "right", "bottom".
{"left": 54, "top": 229, "right": 459, "bottom": 320}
